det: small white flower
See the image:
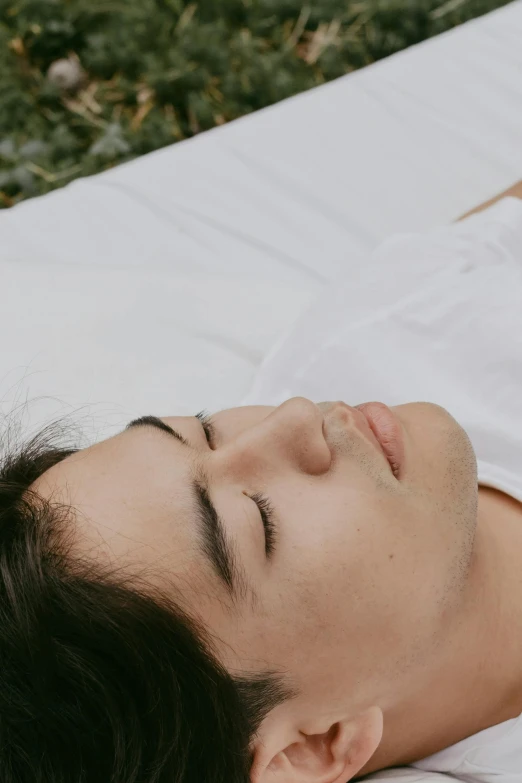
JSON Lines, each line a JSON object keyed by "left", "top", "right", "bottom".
{"left": 47, "top": 56, "right": 86, "bottom": 93}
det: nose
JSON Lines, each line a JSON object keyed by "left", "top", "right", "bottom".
{"left": 318, "top": 400, "right": 372, "bottom": 441}
{"left": 218, "top": 397, "right": 332, "bottom": 479}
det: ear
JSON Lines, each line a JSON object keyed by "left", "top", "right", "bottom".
{"left": 251, "top": 706, "right": 383, "bottom": 783}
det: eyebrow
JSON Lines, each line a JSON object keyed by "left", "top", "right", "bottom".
{"left": 124, "top": 415, "right": 250, "bottom": 603}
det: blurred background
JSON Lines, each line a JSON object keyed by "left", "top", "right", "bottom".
{"left": 0, "top": 0, "right": 511, "bottom": 208}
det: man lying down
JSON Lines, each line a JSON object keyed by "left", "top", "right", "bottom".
{"left": 3, "top": 182, "right": 522, "bottom": 783}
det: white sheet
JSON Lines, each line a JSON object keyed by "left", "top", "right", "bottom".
{"left": 1, "top": 0, "right": 521, "bottom": 446}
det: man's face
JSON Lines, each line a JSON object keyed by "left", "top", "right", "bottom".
{"left": 30, "top": 398, "right": 478, "bottom": 732}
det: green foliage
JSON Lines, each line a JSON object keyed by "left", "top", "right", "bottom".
{"left": 0, "top": 0, "right": 511, "bottom": 206}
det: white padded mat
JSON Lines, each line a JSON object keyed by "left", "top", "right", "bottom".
{"left": 1, "top": 0, "right": 522, "bottom": 452}
{"left": 1, "top": 8, "right": 521, "bottom": 782}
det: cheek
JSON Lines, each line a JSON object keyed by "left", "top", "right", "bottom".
{"left": 280, "top": 493, "right": 434, "bottom": 635}
{"left": 283, "top": 487, "right": 394, "bottom": 581}
{"left": 271, "top": 496, "right": 379, "bottom": 629}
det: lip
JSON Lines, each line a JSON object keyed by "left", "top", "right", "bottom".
{"left": 354, "top": 402, "right": 404, "bottom": 479}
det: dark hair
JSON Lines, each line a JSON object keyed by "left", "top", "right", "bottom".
{"left": 0, "top": 412, "right": 297, "bottom": 783}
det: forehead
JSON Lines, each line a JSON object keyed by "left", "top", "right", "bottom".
{"left": 28, "top": 419, "right": 208, "bottom": 592}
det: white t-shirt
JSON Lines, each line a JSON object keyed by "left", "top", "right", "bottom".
{"left": 240, "top": 196, "right": 522, "bottom": 782}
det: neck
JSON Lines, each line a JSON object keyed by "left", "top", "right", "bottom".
{"left": 358, "top": 484, "right": 522, "bottom": 777}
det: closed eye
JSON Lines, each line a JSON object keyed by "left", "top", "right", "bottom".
{"left": 248, "top": 492, "right": 278, "bottom": 558}
{"left": 195, "top": 410, "right": 278, "bottom": 558}
{"left": 195, "top": 410, "right": 216, "bottom": 448}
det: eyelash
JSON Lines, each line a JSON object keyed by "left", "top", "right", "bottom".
{"left": 250, "top": 492, "right": 278, "bottom": 558}
{"left": 195, "top": 410, "right": 216, "bottom": 447}
{"left": 195, "top": 410, "right": 278, "bottom": 557}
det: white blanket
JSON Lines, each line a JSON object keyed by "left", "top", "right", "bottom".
{"left": 1, "top": 1, "right": 521, "bottom": 446}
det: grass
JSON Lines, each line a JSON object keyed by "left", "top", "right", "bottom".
{"left": 0, "top": 0, "right": 512, "bottom": 207}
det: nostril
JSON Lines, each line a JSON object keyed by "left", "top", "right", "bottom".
{"left": 329, "top": 400, "right": 353, "bottom": 423}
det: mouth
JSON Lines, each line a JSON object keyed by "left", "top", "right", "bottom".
{"left": 355, "top": 402, "right": 405, "bottom": 479}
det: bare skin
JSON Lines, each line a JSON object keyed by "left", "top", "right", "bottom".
{"left": 457, "top": 178, "right": 522, "bottom": 220}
